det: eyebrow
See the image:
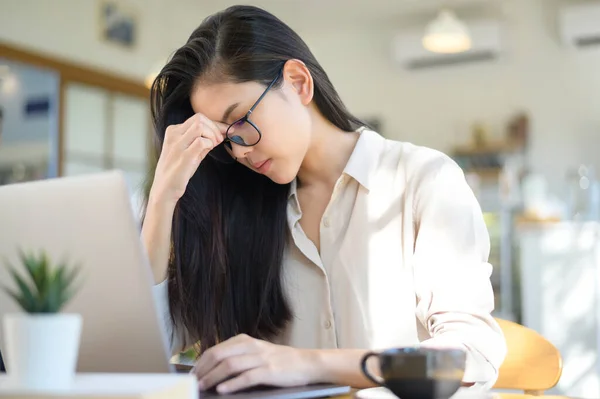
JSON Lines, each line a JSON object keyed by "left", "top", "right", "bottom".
{"left": 221, "top": 102, "right": 240, "bottom": 123}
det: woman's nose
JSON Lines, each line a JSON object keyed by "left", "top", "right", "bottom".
{"left": 230, "top": 142, "right": 252, "bottom": 160}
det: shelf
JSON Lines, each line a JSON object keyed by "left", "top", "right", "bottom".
{"left": 452, "top": 141, "right": 523, "bottom": 156}
{"left": 464, "top": 168, "right": 502, "bottom": 179}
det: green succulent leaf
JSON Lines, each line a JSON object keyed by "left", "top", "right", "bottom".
{"left": 2, "top": 286, "right": 34, "bottom": 311}
{"left": 44, "top": 284, "right": 58, "bottom": 313}
{"left": 20, "top": 250, "right": 38, "bottom": 283}
{"left": 7, "top": 266, "right": 38, "bottom": 312}
{"left": 63, "top": 265, "right": 80, "bottom": 290}
{"left": 2, "top": 249, "right": 82, "bottom": 314}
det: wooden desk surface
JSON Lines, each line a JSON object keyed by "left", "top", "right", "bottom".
{"left": 0, "top": 372, "right": 585, "bottom": 399}
{"left": 332, "top": 391, "right": 585, "bottom": 399}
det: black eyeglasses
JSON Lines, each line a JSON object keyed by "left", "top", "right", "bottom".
{"left": 209, "top": 69, "right": 283, "bottom": 163}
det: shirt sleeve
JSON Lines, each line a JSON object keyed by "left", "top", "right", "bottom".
{"left": 411, "top": 154, "right": 507, "bottom": 389}
{"left": 152, "top": 279, "right": 187, "bottom": 357}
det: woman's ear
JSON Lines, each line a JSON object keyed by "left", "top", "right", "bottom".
{"left": 282, "top": 59, "right": 313, "bottom": 106}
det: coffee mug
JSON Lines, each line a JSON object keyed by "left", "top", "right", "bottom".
{"left": 360, "top": 347, "right": 466, "bottom": 399}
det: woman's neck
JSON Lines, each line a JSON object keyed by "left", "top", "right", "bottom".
{"left": 297, "top": 114, "right": 360, "bottom": 189}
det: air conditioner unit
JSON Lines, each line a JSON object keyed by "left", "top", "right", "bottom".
{"left": 392, "top": 19, "right": 503, "bottom": 70}
{"left": 559, "top": 2, "right": 600, "bottom": 49}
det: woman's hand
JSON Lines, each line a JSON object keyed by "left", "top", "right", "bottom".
{"left": 191, "top": 334, "right": 320, "bottom": 394}
{"left": 149, "top": 113, "right": 229, "bottom": 206}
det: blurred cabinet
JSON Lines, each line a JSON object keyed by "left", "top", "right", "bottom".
{"left": 111, "top": 93, "right": 150, "bottom": 216}
{"left": 63, "top": 82, "right": 150, "bottom": 218}
{"left": 0, "top": 42, "right": 151, "bottom": 218}
{"left": 63, "top": 83, "right": 108, "bottom": 175}
{"left": 112, "top": 95, "right": 149, "bottom": 164}
{"left": 519, "top": 222, "right": 600, "bottom": 397}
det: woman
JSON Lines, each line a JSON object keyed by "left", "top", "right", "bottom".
{"left": 143, "top": 4, "right": 506, "bottom": 395}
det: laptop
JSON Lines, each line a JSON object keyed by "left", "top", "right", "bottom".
{"left": 0, "top": 171, "right": 350, "bottom": 398}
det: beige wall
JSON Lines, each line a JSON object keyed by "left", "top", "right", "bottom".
{"left": 1, "top": 0, "right": 599, "bottom": 194}
{"left": 306, "top": 0, "right": 600, "bottom": 196}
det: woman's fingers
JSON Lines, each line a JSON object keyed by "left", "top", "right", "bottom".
{"left": 198, "top": 354, "right": 265, "bottom": 391}
{"left": 193, "top": 334, "right": 262, "bottom": 379}
{"left": 216, "top": 367, "right": 271, "bottom": 394}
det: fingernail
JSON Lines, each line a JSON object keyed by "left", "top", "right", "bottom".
{"left": 197, "top": 380, "right": 205, "bottom": 390}
{"left": 217, "top": 384, "right": 229, "bottom": 394}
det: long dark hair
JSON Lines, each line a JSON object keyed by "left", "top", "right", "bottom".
{"left": 148, "top": 5, "right": 365, "bottom": 354}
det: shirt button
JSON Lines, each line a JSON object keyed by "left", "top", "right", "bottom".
{"left": 322, "top": 217, "right": 330, "bottom": 228}
{"left": 324, "top": 320, "right": 332, "bottom": 329}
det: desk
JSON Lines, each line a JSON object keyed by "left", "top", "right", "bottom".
{"left": 0, "top": 376, "right": 589, "bottom": 399}
{"left": 332, "top": 390, "right": 587, "bottom": 399}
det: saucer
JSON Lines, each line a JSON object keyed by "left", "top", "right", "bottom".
{"left": 354, "top": 387, "right": 497, "bottom": 399}
{"left": 355, "top": 387, "right": 397, "bottom": 399}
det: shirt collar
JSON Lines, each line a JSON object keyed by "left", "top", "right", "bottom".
{"left": 288, "top": 127, "right": 385, "bottom": 199}
{"left": 289, "top": 178, "right": 300, "bottom": 204}
{"left": 342, "top": 127, "right": 384, "bottom": 191}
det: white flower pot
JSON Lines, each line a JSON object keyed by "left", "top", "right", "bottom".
{"left": 3, "top": 313, "right": 82, "bottom": 390}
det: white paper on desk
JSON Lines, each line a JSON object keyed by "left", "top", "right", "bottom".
{"left": 354, "top": 387, "right": 497, "bottom": 399}
{"left": 0, "top": 373, "right": 198, "bottom": 397}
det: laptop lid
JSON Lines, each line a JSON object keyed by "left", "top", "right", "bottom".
{"left": 0, "top": 171, "right": 172, "bottom": 373}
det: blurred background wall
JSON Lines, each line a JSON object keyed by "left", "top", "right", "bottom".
{"left": 2, "top": 0, "right": 600, "bottom": 195}
{"left": 1, "top": 0, "right": 600, "bottom": 396}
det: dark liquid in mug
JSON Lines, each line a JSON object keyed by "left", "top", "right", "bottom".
{"left": 385, "top": 377, "right": 461, "bottom": 399}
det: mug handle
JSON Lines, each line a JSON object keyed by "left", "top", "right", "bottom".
{"left": 360, "top": 351, "right": 385, "bottom": 386}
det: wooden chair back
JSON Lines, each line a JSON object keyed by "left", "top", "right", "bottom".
{"left": 494, "top": 318, "right": 562, "bottom": 395}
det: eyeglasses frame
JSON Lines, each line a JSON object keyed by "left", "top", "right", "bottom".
{"left": 223, "top": 68, "right": 284, "bottom": 150}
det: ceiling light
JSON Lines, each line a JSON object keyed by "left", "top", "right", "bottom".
{"left": 422, "top": 9, "right": 472, "bottom": 54}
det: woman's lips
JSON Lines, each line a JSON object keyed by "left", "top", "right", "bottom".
{"left": 256, "top": 159, "right": 272, "bottom": 173}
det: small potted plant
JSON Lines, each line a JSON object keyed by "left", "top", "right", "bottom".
{"left": 2, "top": 249, "right": 82, "bottom": 390}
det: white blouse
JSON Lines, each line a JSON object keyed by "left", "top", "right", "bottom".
{"left": 153, "top": 129, "right": 506, "bottom": 388}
